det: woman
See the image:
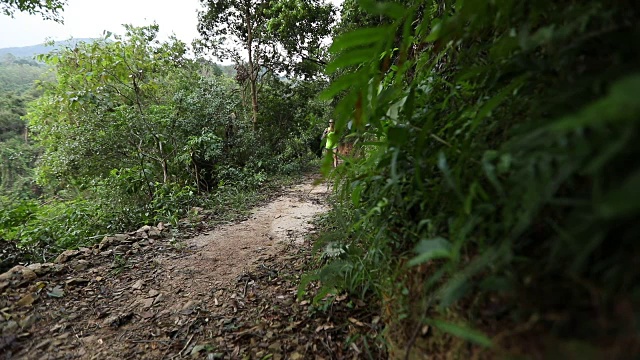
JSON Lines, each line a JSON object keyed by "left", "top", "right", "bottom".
{"left": 321, "top": 119, "right": 339, "bottom": 168}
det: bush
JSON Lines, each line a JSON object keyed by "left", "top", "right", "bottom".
{"left": 318, "top": 0, "right": 640, "bottom": 357}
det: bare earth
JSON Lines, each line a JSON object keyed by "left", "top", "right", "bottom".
{"left": 1, "top": 178, "right": 384, "bottom": 359}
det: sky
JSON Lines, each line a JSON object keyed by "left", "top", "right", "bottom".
{"left": 0, "top": 0, "right": 344, "bottom": 49}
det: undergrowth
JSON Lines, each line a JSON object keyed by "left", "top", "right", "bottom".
{"left": 0, "top": 168, "right": 311, "bottom": 264}
{"left": 305, "top": 1, "right": 640, "bottom": 359}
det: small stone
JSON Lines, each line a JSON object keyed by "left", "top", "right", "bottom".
{"left": 182, "top": 300, "right": 196, "bottom": 310}
{"left": 268, "top": 342, "right": 282, "bottom": 352}
{"left": 131, "top": 279, "right": 144, "bottom": 290}
{"left": 148, "top": 289, "right": 159, "bottom": 298}
{"left": 153, "top": 293, "right": 164, "bottom": 305}
{"left": 54, "top": 250, "right": 81, "bottom": 264}
{"left": 73, "top": 260, "right": 90, "bottom": 271}
{"left": 27, "top": 263, "right": 56, "bottom": 276}
{"left": 148, "top": 228, "right": 162, "bottom": 239}
{"left": 100, "top": 250, "right": 113, "bottom": 257}
{"left": 113, "top": 245, "right": 129, "bottom": 255}
{"left": 26, "top": 263, "right": 44, "bottom": 274}
{"left": 141, "top": 297, "right": 155, "bottom": 309}
{"left": 0, "top": 265, "right": 37, "bottom": 287}
{"left": 65, "top": 278, "right": 90, "bottom": 287}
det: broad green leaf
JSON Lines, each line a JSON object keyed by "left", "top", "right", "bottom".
{"left": 551, "top": 74, "right": 640, "bottom": 131}
{"left": 351, "top": 181, "right": 364, "bottom": 207}
{"left": 438, "top": 248, "right": 499, "bottom": 307}
{"left": 326, "top": 48, "right": 379, "bottom": 74}
{"left": 387, "top": 125, "right": 409, "bottom": 146}
{"left": 319, "top": 72, "right": 364, "bottom": 100}
{"left": 329, "top": 27, "right": 391, "bottom": 53}
{"left": 358, "top": 0, "right": 407, "bottom": 19}
{"left": 597, "top": 169, "right": 640, "bottom": 219}
{"left": 472, "top": 75, "right": 527, "bottom": 132}
{"left": 408, "top": 237, "right": 452, "bottom": 266}
{"left": 428, "top": 319, "right": 493, "bottom": 347}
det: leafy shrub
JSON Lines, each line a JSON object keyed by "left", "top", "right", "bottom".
{"left": 317, "top": 0, "right": 640, "bottom": 357}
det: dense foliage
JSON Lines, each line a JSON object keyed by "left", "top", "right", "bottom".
{"left": 3, "top": 0, "right": 637, "bottom": 356}
{"left": 0, "top": 0, "right": 66, "bottom": 21}
{"left": 197, "top": 0, "right": 334, "bottom": 124}
{"left": 0, "top": 55, "right": 44, "bottom": 197}
{"left": 311, "top": 0, "right": 640, "bottom": 357}
{"left": 1, "top": 22, "right": 331, "bottom": 259}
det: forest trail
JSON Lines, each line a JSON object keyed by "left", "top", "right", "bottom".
{"left": 1, "top": 178, "right": 381, "bottom": 359}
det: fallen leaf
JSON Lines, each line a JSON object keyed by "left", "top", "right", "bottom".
{"left": 16, "top": 294, "right": 35, "bottom": 307}
{"left": 421, "top": 325, "right": 430, "bottom": 335}
{"left": 315, "top": 324, "right": 334, "bottom": 332}
{"left": 190, "top": 344, "right": 206, "bottom": 355}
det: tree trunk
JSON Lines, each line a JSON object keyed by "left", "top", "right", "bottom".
{"left": 244, "top": 1, "right": 258, "bottom": 127}
{"left": 249, "top": 75, "right": 258, "bottom": 127}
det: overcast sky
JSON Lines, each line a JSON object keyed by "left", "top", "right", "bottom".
{"left": 0, "top": 0, "right": 343, "bottom": 49}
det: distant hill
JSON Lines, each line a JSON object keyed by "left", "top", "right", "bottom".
{"left": 0, "top": 38, "right": 98, "bottom": 59}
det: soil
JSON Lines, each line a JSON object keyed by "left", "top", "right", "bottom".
{"left": 1, "top": 177, "right": 385, "bottom": 359}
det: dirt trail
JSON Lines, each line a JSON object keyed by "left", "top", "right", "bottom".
{"left": 169, "top": 181, "right": 329, "bottom": 290}
{"left": 2, "top": 178, "right": 383, "bottom": 359}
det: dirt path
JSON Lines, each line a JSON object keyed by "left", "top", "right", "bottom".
{"left": 1, "top": 178, "right": 384, "bottom": 359}
{"left": 168, "top": 181, "right": 328, "bottom": 290}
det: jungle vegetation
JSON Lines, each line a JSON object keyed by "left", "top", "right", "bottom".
{"left": 1, "top": 0, "right": 638, "bottom": 358}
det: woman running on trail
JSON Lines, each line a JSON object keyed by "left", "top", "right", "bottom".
{"left": 321, "top": 119, "right": 339, "bottom": 168}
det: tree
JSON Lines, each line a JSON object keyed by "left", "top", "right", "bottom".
{"left": 28, "top": 25, "right": 240, "bottom": 193}
{"left": 197, "top": 0, "right": 334, "bottom": 125}
{"left": 1, "top": 0, "right": 66, "bottom": 22}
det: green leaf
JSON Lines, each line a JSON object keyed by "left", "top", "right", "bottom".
{"left": 551, "top": 74, "right": 640, "bottom": 131}
{"left": 351, "top": 181, "right": 364, "bottom": 207}
{"left": 326, "top": 48, "right": 379, "bottom": 74}
{"left": 329, "top": 27, "right": 391, "bottom": 53}
{"left": 408, "top": 237, "right": 452, "bottom": 266}
{"left": 358, "top": 0, "right": 407, "bottom": 19}
{"left": 428, "top": 319, "right": 493, "bottom": 347}
{"left": 320, "top": 72, "right": 363, "bottom": 100}
{"left": 387, "top": 125, "right": 409, "bottom": 146}
{"left": 438, "top": 248, "right": 500, "bottom": 307}
{"left": 597, "top": 169, "right": 640, "bottom": 219}
{"left": 472, "top": 75, "right": 527, "bottom": 132}
{"left": 425, "top": 21, "right": 442, "bottom": 42}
